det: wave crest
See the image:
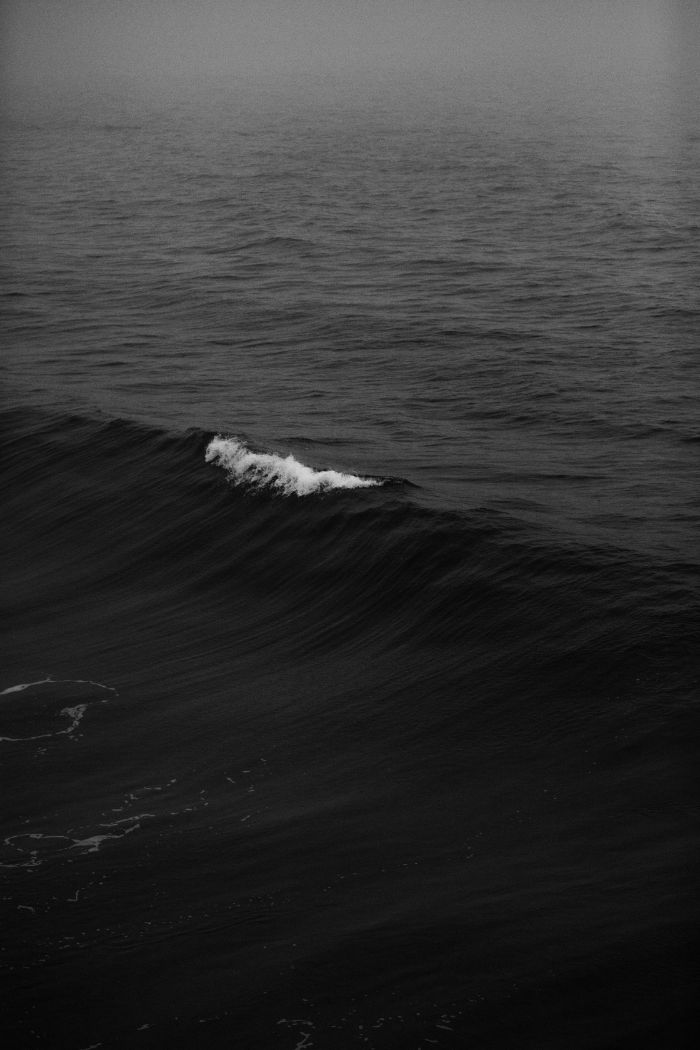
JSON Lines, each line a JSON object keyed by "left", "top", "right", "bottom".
{"left": 205, "top": 436, "right": 382, "bottom": 496}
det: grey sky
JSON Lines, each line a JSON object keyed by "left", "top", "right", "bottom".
{"left": 1, "top": 1, "right": 686, "bottom": 90}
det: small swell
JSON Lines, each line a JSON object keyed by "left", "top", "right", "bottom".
{"left": 205, "top": 436, "right": 383, "bottom": 496}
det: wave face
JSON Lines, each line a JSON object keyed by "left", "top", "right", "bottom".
{"left": 205, "top": 435, "right": 382, "bottom": 495}
{"left": 2, "top": 405, "right": 697, "bottom": 1050}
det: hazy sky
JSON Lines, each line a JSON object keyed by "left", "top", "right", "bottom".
{"left": 1, "top": 1, "right": 693, "bottom": 90}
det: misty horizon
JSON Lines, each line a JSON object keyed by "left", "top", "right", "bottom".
{"left": 2, "top": 0, "right": 696, "bottom": 97}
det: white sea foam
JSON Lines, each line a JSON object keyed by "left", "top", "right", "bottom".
{"left": 205, "top": 436, "right": 381, "bottom": 496}
{"left": 0, "top": 678, "right": 116, "bottom": 742}
{"left": 1, "top": 814, "right": 154, "bottom": 869}
{"left": 0, "top": 677, "right": 117, "bottom": 697}
{"left": 0, "top": 678, "right": 54, "bottom": 695}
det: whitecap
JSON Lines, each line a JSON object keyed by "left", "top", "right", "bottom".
{"left": 205, "top": 436, "right": 381, "bottom": 496}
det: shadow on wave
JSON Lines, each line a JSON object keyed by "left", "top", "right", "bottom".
{"left": 2, "top": 404, "right": 686, "bottom": 685}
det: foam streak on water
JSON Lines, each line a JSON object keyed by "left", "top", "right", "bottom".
{"left": 0, "top": 678, "right": 117, "bottom": 742}
{"left": 205, "top": 436, "right": 381, "bottom": 496}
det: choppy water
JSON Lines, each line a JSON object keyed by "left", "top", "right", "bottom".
{"left": 1, "top": 71, "right": 699, "bottom": 1048}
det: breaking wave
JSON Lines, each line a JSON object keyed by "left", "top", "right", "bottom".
{"left": 205, "top": 435, "right": 382, "bottom": 495}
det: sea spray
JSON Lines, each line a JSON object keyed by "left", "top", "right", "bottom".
{"left": 205, "top": 436, "right": 381, "bottom": 496}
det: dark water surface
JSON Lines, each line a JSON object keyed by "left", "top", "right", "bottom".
{"left": 2, "top": 71, "right": 699, "bottom": 1048}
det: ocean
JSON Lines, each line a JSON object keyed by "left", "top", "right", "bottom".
{"left": 1, "top": 69, "right": 699, "bottom": 1048}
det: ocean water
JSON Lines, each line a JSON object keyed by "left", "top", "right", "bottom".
{"left": 1, "top": 70, "right": 699, "bottom": 1048}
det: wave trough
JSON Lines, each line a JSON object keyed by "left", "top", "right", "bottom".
{"left": 205, "top": 435, "right": 381, "bottom": 496}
